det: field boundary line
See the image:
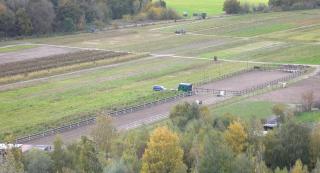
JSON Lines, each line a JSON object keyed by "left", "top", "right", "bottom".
{"left": 251, "top": 23, "right": 320, "bottom": 39}
{"left": 151, "top": 53, "right": 320, "bottom": 67}
{"left": 219, "top": 58, "right": 320, "bottom": 67}
{"left": 19, "top": 43, "right": 135, "bottom": 54}
{"left": 149, "top": 20, "right": 204, "bottom": 31}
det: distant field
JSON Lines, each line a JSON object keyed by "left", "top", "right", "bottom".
{"left": 166, "top": 0, "right": 269, "bottom": 16}
{"left": 12, "top": 10, "right": 320, "bottom": 65}
{"left": 211, "top": 101, "right": 274, "bottom": 120}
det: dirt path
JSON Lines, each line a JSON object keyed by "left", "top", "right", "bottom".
{"left": 24, "top": 70, "right": 290, "bottom": 145}
{"left": 252, "top": 71, "right": 320, "bottom": 104}
{"left": 199, "top": 71, "right": 291, "bottom": 91}
{"left": 0, "top": 45, "right": 78, "bottom": 65}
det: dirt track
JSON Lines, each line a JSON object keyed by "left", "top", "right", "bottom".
{"left": 199, "top": 70, "right": 291, "bottom": 91}
{"left": 252, "top": 73, "right": 320, "bottom": 104}
{"left": 0, "top": 45, "right": 78, "bottom": 64}
{"left": 24, "top": 70, "right": 291, "bottom": 145}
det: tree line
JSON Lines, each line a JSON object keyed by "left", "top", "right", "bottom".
{"left": 0, "top": 0, "right": 178, "bottom": 38}
{"left": 1, "top": 100, "right": 320, "bottom": 173}
{"left": 223, "top": 0, "right": 320, "bottom": 14}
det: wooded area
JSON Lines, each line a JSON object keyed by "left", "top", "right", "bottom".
{"left": 1, "top": 102, "right": 320, "bottom": 173}
{"left": 0, "top": 0, "right": 178, "bottom": 37}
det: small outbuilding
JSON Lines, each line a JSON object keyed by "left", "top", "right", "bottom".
{"left": 178, "top": 83, "right": 192, "bottom": 92}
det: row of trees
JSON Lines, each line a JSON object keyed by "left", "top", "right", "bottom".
{"left": 0, "top": 0, "right": 178, "bottom": 38}
{"left": 223, "top": 0, "right": 320, "bottom": 14}
{"left": 1, "top": 101, "right": 320, "bottom": 173}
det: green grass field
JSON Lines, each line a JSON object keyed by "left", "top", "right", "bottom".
{"left": 294, "top": 111, "right": 320, "bottom": 123}
{"left": 0, "top": 45, "right": 36, "bottom": 53}
{"left": 211, "top": 100, "right": 320, "bottom": 123}
{"left": 211, "top": 101, "right": 274, "bottom": 120}
{"left": 0, "top": 58, "right": 247, "bottom": 139}
{"left": 166, "top": 0, "right": 268, "bottom": 16}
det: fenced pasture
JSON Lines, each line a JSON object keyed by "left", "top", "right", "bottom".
{"left": 194, "top": 67, "right": 306, "bottom": 96}
{"left": 0, "top": 57, "right": 248, "bottom": 140}
{"left": 211, "top": 71, "right": 320, "bottom": 122}
{"left": 17, "top": 66, "right": 307, "bottom": 144}
{"left": 252, "top": 72, "right": 320, "bottom": 104}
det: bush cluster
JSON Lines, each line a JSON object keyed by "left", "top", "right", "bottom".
{"left": 224, "top": 0, "right": 320, "bottom": 14}
{"left": 0, "top": 0, "right": 176, "bottom": 38}
{"left": 224, "top": 0, "right": 270, "bottom": 14}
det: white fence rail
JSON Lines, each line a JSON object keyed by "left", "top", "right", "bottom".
{"left": 15, "top": 92, "right": 192, "bottom": 143}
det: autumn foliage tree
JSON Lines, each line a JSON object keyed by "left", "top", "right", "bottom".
{"left": 310, "top": 124, "right": 320, "bottom": 168}
{"left": 301, "top": 91, "right": 314, "bottom": 112}
{"left": 223, "top": 0, "right": 241, "bottom": 14}
{"left": 91, "top": 115, "right": 116, "bottom": 158}
{"left": 291, "top": 159, "right": 309, "bottom": 173}
{"left": 224, "top": 121, "right": 248, "bottom": 154}
{"left": 169, "top": 102, "right": 210, "bottom": 132}
{"left": 141, "top": 126, "right": 186, "bottom": 173}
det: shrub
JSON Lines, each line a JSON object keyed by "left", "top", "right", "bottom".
{"left": 153, "top": 0, "right": 166, "bottom": 8}
{"left": 61, "top": 18, "right": 76, "bottom": 32}
{"left": 133, "top": 12, "right": 148, "bottom": 21}
{"left": 240, "top": 2, "right": 251, "bottom": 13}
{"left": 161, "top": 8, "right": 180, "bottom": 20}
{"left": 223, "top": 0, "right": 241, "bottom": 14}
{"left": 269, "top": 0, "right": 320, "bottom": 10}
{"left": 146, "top": 6, "right": 180, "bottom": 20}
{"left": 253, "top": 3, "right": 270, "bottom": 12}
{"left": 314, "top": 99, "right": 320, "bottom": 109}
{"left": 112, "top": 22, "right": 119, "bottom": 29}
{"left": 146, "top": 7, "right": 162, "bottom": 20}
{"left": 93, "top": 20, "right": 105, "bottom": 30}
{"left": 122, "top": 14, "right": 132, "bottom": 22}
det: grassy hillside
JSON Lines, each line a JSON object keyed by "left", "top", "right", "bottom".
{"left": 166, "top": 0, "right": 269, "bottom": 16}
{"left": 1, "top": 9, "right": 320, "bottom": 139}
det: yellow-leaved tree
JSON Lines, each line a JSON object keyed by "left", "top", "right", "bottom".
{"left": 291, "top": 159, "right": 309, "bottom": 173}
{"left": 224, "top": 121, "right": 248, "bottom": 154}
{"left": 310, "top": 124, "right": 320, "bottom": 168}
{"left": 141, "top": 126, "right": 186, "bottom": 173}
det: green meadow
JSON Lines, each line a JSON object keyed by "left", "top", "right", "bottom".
{"left": 166, "top": 0, "right": 269, "bottom": 16}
